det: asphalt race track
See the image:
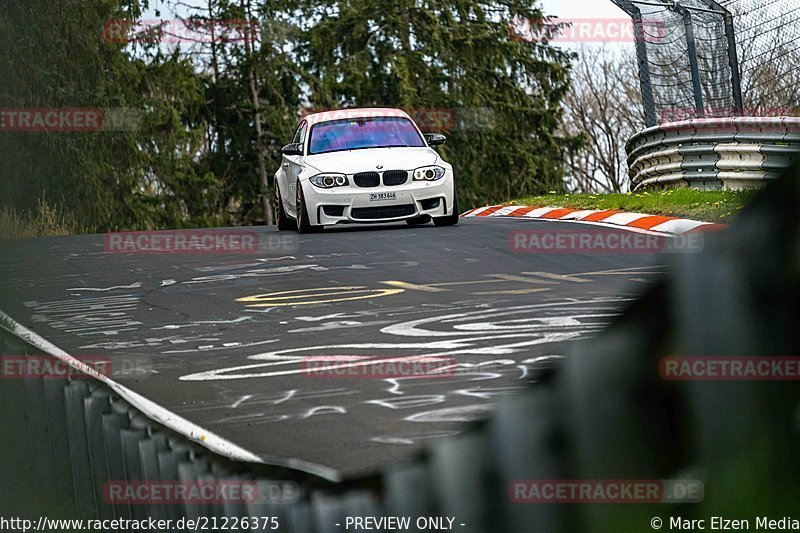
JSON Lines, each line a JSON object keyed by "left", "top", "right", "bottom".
{"left": 0, "top": 217, "right": 668, "bottom": 480}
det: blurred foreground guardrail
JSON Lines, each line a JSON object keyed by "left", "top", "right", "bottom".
{"left": 3, "top": 161, "right": 800, "bottom": 531}
{"left": 0, "top": 329, "right": 381, "bottom": 530}
{"left": 627, "top": 117, "right": 800, "bottom": 190}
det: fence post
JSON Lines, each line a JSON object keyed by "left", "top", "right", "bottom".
{"left": 700, "top": 0, "right": 744, "bottom": 115}
{"left": 675, "top": 4, "right": 706, "bottom": 117}
{"left": 610, "top": 0, "right": 658, "bottom": 126}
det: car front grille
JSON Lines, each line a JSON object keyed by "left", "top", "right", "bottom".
{"left": 351, "top": 204, "right": 416, "bottom": 220}
{"left": 353, "top": 172, "right": 380, "bottom": 187}
{"left": 382, "top": 170, "right": 408, "bottom": 186}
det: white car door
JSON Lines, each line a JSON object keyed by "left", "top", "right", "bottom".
{"left": 281, "top": 120, "right": 307, "bottom": 219}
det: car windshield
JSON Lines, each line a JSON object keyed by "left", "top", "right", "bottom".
{"left": 308, "top": 116, "right": 425, "bottom": 155}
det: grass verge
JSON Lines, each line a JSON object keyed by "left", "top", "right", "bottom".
{"left": 0, "top": 198, "right": 83, "bottom": 239}
{"left": 509, "top": 188, "right": 758, "bottom": 223}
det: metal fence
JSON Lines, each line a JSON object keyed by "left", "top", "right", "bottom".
{"left": 724, "top": 0, "right": 800, "bottom": 109}
{"left": 610, "top": 0, "right": 800, "bottom": 127}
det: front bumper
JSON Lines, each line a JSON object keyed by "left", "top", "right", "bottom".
{"left": 304, "top": 174, "right": 455, "bottom": 225}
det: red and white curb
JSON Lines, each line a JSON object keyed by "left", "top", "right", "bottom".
{"left": 461, "top": 205, "right": 726, "bottom": 236}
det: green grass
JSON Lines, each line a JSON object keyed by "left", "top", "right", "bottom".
{"left": 0, "top": 198, "right": 83, "bottom": 239}
{"left": 509, "top": 188, "right": 759, "bottom": 223}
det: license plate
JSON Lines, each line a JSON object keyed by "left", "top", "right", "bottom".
{"left": 369, "top": 192, "right": 397, "bottom": 201}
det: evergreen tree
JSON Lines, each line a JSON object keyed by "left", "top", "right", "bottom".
{"left": 297, "top": 0, "right": 576, "bottom": 204}
{"left": 1, "top": 0, "right": 576, "bottom": 231}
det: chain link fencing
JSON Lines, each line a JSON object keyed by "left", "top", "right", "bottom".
{"left": 611, "top": 0, "right": 800, "bottom": 126}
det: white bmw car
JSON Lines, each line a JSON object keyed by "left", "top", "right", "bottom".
{"left": 273, "top": 108, "right": 459, "bottom": 233}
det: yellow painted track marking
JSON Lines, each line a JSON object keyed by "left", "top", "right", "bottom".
{"left": 381, "top": 281, "right": 448, "bottom": 292}
{"left": 237, "top": 286, "right": 405, "bottom": 307}
{"left": 486, "top": 274, "right": 558, "bottom": 285}
{"left": 521, "top": 271, "right": 592, "bottom": 283}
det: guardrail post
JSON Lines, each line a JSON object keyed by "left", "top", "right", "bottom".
{"left": 121, "top": 426, "right": 148, "bottom": 521}
{"left": 491, "top": 379, "right": 568, "bottom": 533}
{"left": 84, "top": 388, "right": 115, "bottom": 521}
{"left": 24, "top": 372, "right": 59, "bottom": 515}
{"left": 0, "top": 371, "right": 37, "bottom": 515}
{"left": 43, "top": 377, "right": 78, "bottom": 516}
{"left": 138, "top": 432, "right": 170, "bottom": 523}
{"left": 64, "top": 380, "right": 99, "bottom": 519}
{"left": 103, "top": 408, "right": 133, "bottom": 521}
{"left": 311, "top": 491, "right": 348, "bottom": 533}
{"left": 177, "top": 459, "right": 204, "bottom": 522}
{"left": 384, "top": 463, "right": 435, "bottom": 520}
{"left": 430, "top": 429, "right": 497, "bottom": 532}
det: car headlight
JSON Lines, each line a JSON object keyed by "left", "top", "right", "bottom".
{"left": 413, "top": 165, "right": 446, "bottom": 181}
{"left": 309, "top": 173, "right": 348, "bottom": 188}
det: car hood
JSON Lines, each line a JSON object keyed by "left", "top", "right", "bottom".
{"left": 304, "top": 147, "right": 440, "bottom": 174}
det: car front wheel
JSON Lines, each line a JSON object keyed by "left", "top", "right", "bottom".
{"left": 295, "top": 181, "right": 323, "bottom": 234}
{"left": 274, "top": 184, "right": 296, "bottom": 231}
{"left": 433, "top": 187, "right": 459, "bottom": 227}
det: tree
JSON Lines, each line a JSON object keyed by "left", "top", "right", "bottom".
{"left": 560, "top": 46, "right": 645, "bottom": 193}
{"left": 0, "top": 0, "right": 218, "bottom": 230}
{"left": 296, "top": 0, "right": 577, "bottom": 204}
{"left": 1, "top": 0, "right": 578, "bottom": 231}
{"left": 167, "top": 0, "right": 304, "bottom": 224}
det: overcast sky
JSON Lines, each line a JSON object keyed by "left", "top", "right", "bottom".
{"left": 542, "top": 0, "right": 625, "bottom": 18}
{"left": 145, "top": 1, "right": 628, "bottom": 21}
{"left": 142, "top": 0, "right": 632, "bottom": 49}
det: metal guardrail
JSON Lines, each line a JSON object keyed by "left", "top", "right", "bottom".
{"left": 626, "top": 117, "right": 800, "bottom": 190}
{"left": 0, "top": 328, "right": 383, "bottom": 531}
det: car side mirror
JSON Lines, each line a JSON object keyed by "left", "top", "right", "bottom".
{"left": 424, "top": 133, "right": 446, "bottom": 146}
{"left": 282, "top": 143, "right": 303, "bottom": 156}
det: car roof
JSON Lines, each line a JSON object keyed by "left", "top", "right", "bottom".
{"left": 300, "top": 107, "right": 412, "bottom": 127}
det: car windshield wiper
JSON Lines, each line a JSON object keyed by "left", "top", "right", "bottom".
{"left": 366, "top": 144, "right": 415, "bottom": 149}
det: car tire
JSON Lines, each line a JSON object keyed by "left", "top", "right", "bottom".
{"left": 433, "top": 188, "right": 460, "bottom": 227}
{"left": 406, "top": 215, "right": 431, "bottom": 226}
{"left": 296, "top": 181, "right": 323, "bottom": 234}
{"left": 274, "top": 184, "right": 296, "bottom": 231}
